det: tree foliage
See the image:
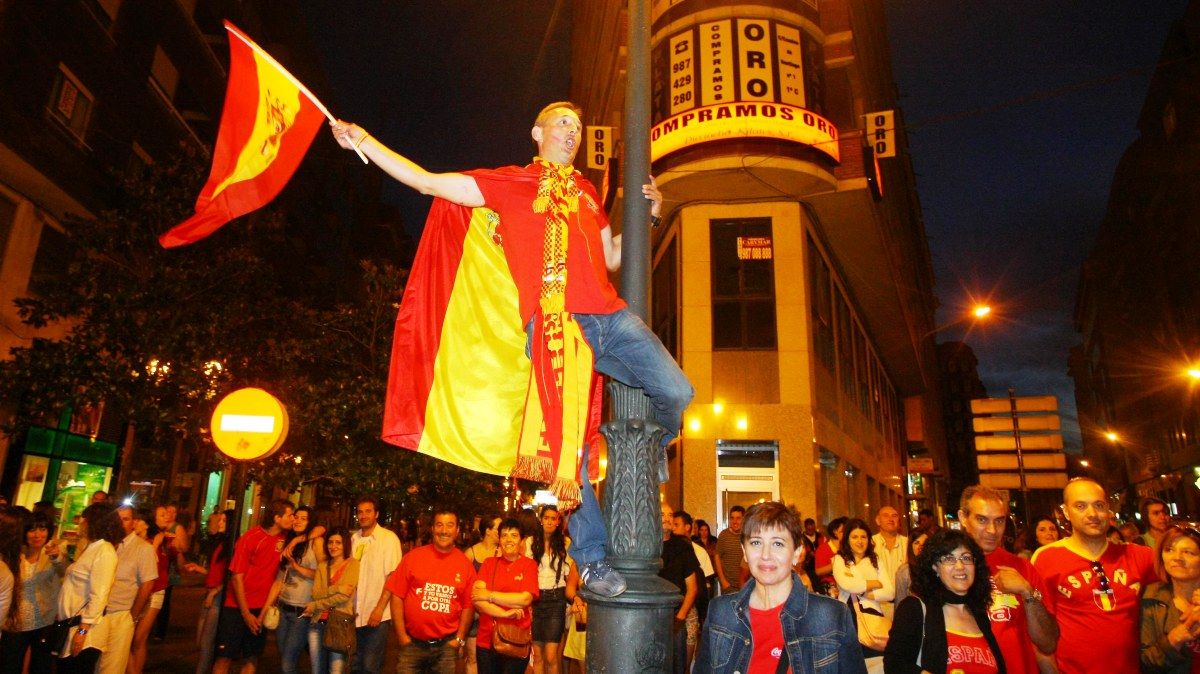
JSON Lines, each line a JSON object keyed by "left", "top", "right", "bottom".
{"left": 0, "top": 155, "right": 507, "bottom": 520}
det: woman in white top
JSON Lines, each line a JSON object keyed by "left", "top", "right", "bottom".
{"left": 832, "top": 517, "right": 894, "bottom": 659}
{"left": 0, "top": 508, "right": 66, "bottom": 673}
{"left": 56, "top": 503, "right": 121, "bottom": 673}
{"left": 0, "top": 508, "right": 21, "bottom": 629}
{"left": 526, "top": 505, "right": 580, "bottom": 674}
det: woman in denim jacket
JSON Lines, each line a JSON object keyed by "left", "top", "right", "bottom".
{"left": 696, "top": 502, "right": 867, "bottom": 674}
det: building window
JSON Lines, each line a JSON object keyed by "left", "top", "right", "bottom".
{"left": 710, "top": 218, "right": 776, "bottom": 350}
{"left": 27, "top": 223, "right": 70, "bottom": 297}
{"left": 0, "top": 193, "right": 16, "bottom": 260}
{"left": 835, "top": 291, "right": 854, "bottom": 399}
{"left": 652, "top": 237, "right": 679, "bottom": 359}
{"left": 808, "top": 235, "right": 835, "bottom": 369}
{"left": 150, "top": 47, "right": 180, "bottom": 101}
{"left": 854, "top": 323, "right": 870, "bottom": 415}
{"left": 49, "top": 65, "right": 93, "bottom": 143}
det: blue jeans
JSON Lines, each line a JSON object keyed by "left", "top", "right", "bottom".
{"left": 275, "top": 607, "right": 317, "bottom": 674}
{"left": 569, "top": 443, "right": 606, "bottom": 565}
{"left": 308, "top": 621, "right": 334, "bottom": 674}
{"left": 526, "top": 309, "right": 693, "bottom": 448}
{"left": 351, "top": 620, "right": 390, "bottom": 674}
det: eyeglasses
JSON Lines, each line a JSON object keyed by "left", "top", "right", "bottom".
{"left": 937, "top": 553, "right": 976, "bottom": 567}
{"left": 1090, "top": 560, "right": 1116, "bottom": 612}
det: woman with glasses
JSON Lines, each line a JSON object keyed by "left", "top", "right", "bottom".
{"left": 1140, "top": 525, "right": 1200, "bottom": 672}
{"left": 884, "top": 529, "right": 1004, "bottom": 674}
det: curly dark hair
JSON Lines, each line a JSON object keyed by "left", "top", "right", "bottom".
{"left": 825, "top": 516, "right": 847, "bottom": 540}
{"left": 837, "top": 518, "right": 878, "bottom": 570}
{"left": 912, "top": 529, "right": 992, "bottom": 609}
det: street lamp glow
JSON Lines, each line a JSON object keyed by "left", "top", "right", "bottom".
{"left": 1187, "top": 367, "right": 1200, "bottom": 381}
{"left": 972, "top": 304, "right": 992, "bottom": 319}
{"left": 1079, "top": 459, "right": 1090, "bottom": 467}
{"left": 1104, "top": 431, "right": 1120, "bottom": 442}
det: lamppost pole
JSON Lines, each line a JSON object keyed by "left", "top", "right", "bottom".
{"left": 583, "top": 1, "right": 681, "bottom": 671}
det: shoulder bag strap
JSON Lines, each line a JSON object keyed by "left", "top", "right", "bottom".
{"left": 916, "top": 598, "right": 926, "bottom": 666}
{"left": 775, "top": 639, "right": 791, "bottom": 674}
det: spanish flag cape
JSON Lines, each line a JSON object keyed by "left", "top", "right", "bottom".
{"left": 382, "top": 166, "right": 602, "bottom": 508}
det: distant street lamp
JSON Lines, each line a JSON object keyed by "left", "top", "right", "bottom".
{"left": 1186, "top": 367, "right": 1200, "bottom": 382}
{"left": 922, "top": 302, "right": 995, "bottom": 339}
{"left": 1104, "top": 430, "right": 1135, "bottom": 514}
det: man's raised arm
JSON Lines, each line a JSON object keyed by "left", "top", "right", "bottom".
{"left": 330, "top": 121, "right": 484, "bottom": 208}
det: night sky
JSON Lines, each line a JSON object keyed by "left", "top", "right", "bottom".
{"left": 301, "top": 1, "right": 1192, "bottom": 454}
{"left": 886, "top": 0, "right": 1189, "bottom": 451}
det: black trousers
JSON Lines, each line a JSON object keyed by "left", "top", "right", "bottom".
{"left": 475, "top": 646, "right": 528, "bottom": 674}
{"left": 0, "top": 628, "right": 54, "bottom": 674}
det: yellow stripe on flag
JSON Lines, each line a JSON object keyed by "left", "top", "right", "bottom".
{"left": 419, "top": 209, "right": 528, "bottom": 475}
{"left": 213, "top": 51, "right": 306, "bottom": 197}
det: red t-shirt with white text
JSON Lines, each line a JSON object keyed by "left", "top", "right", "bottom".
{"left": 384, "top": 544, "right": 477, "bottom": 641}
{"left": 1032, "top": 540, "right": 1157, "bottom": 674}
{"left": 748, "top": 602, "right": 792, "bottom": 674}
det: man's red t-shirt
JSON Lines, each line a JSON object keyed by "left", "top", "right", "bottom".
{"left": 983, "top": 548, "right": 1050, "bottom": 674}
{"left": 224, "top": 526, "right": 286, "bottom": 609}
{"left": 384, "top": 544, "right": 477, "bottom": 641}
{"left": 472, "top": 166, "right": 625, "bottom": 325}
{"left": 475, "top": 555, "right": 539, "bottom": 651}
{"left": 1032, "top": 540, "right": 1158, "bottom": 674}
{"left": 748, "top": 602, "right": 791, "bottom": 674}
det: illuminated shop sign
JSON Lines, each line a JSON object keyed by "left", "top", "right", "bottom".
{"left": 652, "top": 16, "right": 837, "bottom": 161}
{"left": 736, "top": 236, "right": 773, "bottom": 260}
{"left": 650, "top": 102, "right": 839, "bottom": 162}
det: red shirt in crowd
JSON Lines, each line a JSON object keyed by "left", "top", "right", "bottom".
{"left": 205, "top": 541, "right": 228, "bottom": 590}
{"left": 983, "top": 547, "right": 1051, "bottom": 674}
{"left": 472, "top": 166, "right": 625, "bottom": 325}
{"left": 946, "top": 629, "right": 1001, "bottom": 674}
{"left": 748, "top": 602, "right": 792, "bottom": 674}
{"left": 475, "top": 555, "right": 539, "bottom": 651}
{"left": 384, "top": 544, "right": 477, "bottom": 641}
{"left": 1032, "top": 540, "right": 1157, "bottom": 674}
{"left": 223, "top": 526, "right": 286, "bottom": 610}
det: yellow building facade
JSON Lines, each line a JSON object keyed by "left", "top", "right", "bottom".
{"left": 573, "top": 0, "right": 946, "bottom": 529}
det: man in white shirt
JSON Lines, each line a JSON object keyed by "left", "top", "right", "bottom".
{"left": 870, "top": 506, "right": 907, "bottom": 618}
{"left": 95, "top": 506, "right": 158, "bottom": 674}
{"left": 350, "top": 496, "right": 402, "bottom": 674}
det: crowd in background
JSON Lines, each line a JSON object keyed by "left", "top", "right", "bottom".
{"left": 0, "top": 484, "right": 1192, "bottom": 673}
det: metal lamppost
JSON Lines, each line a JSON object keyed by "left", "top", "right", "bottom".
{"left": 583, "top": 1, "right": 682, "bottom": 671}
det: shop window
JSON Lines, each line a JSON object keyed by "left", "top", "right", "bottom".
{"left": 710, "top": 219, "right": 776, "bottom": 350}
{"left": 49, "top": 65, "right": 94, "bottom": 143}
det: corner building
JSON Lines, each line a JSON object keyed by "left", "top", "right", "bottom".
{"left": 571, "top": 0, "right": 946, "bottom": 528}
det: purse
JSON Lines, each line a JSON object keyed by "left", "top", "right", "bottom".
{"left": 261, "top": 605, "right": 280, "bottom": 630}
{"left": 322, "top": 610, "right": 357, "bottom": 655}
{"left": 494, "top": 622, "right": 532, "bottom": 659}
{"left": 849, "top": 596, "right": 891, "bottom": 651}
{"left": 42, "top": 599, "right": 88, "bottom": 657}
{"left": 489, "top": 559, "right": 532, "bottom": 659}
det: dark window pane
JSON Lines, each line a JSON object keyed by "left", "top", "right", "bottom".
{"left": 712, "top": 301, "right": 741, "bottom": 349}
{"left": 28, "top": 225, "right": 70, "bottom": 296}
{"left": 744, "top": 302, "right": 776, "bottom": 348}
{"left": 0, "top": 193, "right": 15, "bottom": 259}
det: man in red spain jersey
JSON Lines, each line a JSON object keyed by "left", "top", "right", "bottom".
{"left": 331, "top": 104, "right": 693, "bottom": 599}
{"left": 957, "top": 485, "right": 1058, "bottom": 674}
{"left": 1031, "top": 478, "right": 1157, "bottom": 674}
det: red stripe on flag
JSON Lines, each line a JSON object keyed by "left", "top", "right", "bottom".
{"left": 159, "top": 25, "right": 324, "bottom": 248}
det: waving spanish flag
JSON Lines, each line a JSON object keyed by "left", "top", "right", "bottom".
{"left": 159, "top": 22, "right": 328, "bottom": 248}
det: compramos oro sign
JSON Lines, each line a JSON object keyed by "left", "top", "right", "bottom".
{"left": 651, "top": 15, "right": 838, "bottom": 162}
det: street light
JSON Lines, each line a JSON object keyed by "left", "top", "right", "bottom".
{"left": 922, "top": 302, "right": 995, "bottom": 338}
{"left": 1104, "top": 430, "right": 1135, "bottom": 515}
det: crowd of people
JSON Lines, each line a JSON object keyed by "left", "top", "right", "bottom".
{"left": 0, "top": 477, "right": 1192, "bottom": 673}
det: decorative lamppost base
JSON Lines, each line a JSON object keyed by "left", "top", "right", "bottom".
{"left": 584, "top": 385, "right": 682, "bottom": 672}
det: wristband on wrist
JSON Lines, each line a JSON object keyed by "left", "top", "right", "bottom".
{"left": 650, "top": 214, "right": 662, "bottom": 228}
{"left": 353, "top": 133, "right": 372, "bottom": 150}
